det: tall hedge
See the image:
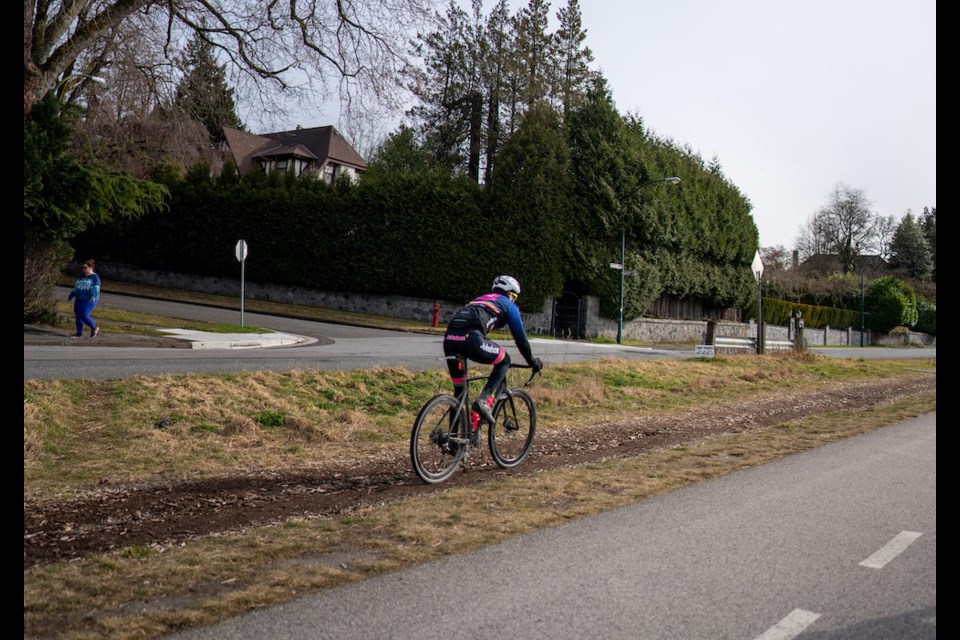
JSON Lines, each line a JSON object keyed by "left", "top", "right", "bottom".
{"left": 75, "top": 101, "right": 761, "bottom": 317}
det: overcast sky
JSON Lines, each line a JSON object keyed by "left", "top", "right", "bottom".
{"left": 572, "top": 0, "right": 936, "bottom": 250}
{"left": 247, "top": 0, "right": 936, "bottom": 252}
{"left": 572, "top": 0, "right": 937, "bottom": 249}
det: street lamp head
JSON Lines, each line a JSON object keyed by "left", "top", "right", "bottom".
{"left": 637, "top": 176, "right": 681, "bottom": 188}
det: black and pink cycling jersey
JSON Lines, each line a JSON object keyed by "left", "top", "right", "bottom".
{"left": 442, "top": 292, "right": 534, "bottom": 396}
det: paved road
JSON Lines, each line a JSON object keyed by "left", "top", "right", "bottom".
{"left": 23, "top": 292, "right": 936, "bottom": 380}
{"left": 169, "top": 411, "right": 936, "bottom": 640}
{"left": 24, "top": 292, "right": 695, "bottom": 380}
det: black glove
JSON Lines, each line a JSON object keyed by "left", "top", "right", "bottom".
{"left": 530, "top": 357, "right": 543, "bottom": 373}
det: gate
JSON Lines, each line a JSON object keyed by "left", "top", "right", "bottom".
{"left": 551, "top": 291, "right": 586, "bottom": 339}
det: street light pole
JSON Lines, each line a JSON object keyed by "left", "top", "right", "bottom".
{"left": 751, "top": 250, "right": 764, "bottom": 354}
{"left": 860, "top": 266, "right": 864, "bottom": 347}
{"left": 614, "top": 176, "right": 681, "bottom": 344}
{"left": 617, "top": 228, "right": 626, "bottom": 343}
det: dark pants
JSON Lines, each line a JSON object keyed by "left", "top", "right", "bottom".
{"left": 443, "top": 329, "right": 510, "bottom": 400}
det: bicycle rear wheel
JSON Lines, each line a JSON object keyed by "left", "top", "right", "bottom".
{"left": 489, "top": 389, "right": 536, "bottom": 468}
{"left": 410, "top": 394, "right": 467, "bottom": 484}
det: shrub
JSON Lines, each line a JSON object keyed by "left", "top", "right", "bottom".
{"left": 865, "top": 276, "right": 918, "bottom": 333}
{"left": 24, "top": 230, "right": 73, "bottom": 323}
{"left": 914, "top": 298, "right": 936, "bottom": 335}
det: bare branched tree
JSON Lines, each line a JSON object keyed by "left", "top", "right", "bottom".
{"left": 759, "top": 244, "right": 791, "bottom": 272}
{"left": 873, "top": 213, "right": 898, "bottom": 261}
{"left": 25, "top": 0, "right": 438, "bottom": 125}
{"left": 796, "top": 183, "right": 877, "bottom": 274}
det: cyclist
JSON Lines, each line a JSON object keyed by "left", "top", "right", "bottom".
{"left": 443, "top": 275, "right": 543, "bottom": 427}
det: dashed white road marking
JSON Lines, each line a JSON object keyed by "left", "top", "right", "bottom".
{"left": 754, "top": 608, "right": 821, "bottom": 640}
{"left": 859, "top": 531, "right": 923, "bottom": 569}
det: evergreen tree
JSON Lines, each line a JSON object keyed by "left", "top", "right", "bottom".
{"left": 406, "top": 0, "right": 482, "bottom": 178}
{"left": 553, "top": 0, "right": 594, "bottom": 120}
{"left": 920, "top": 206, "right": 936, "bottom": 281}
{"left": 364, "top": 125, "right": 436, "bottom": 177}
{"left": 486, "top": 101, "right": 571, "bottom": 304}
{"left": 513, "top": 0, "right": 554, "bottom": 108}
{"left": 564, "top": 77, "right": 656, "bottom": 317}
{"left": 890, "top": 211, "right": 934, "bottom": 281}
{"left": 173, "top": 34, "right": 244, "bottom": 144}
{"left": 23, "top": 93, "right": 168, "bottom": 321}
{"left": 479, "top": 0, "right": 514, "bottom": 183}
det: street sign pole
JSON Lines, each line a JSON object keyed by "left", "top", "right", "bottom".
{"left": 618, "top": 229, "right": 625, "bottom": 344}
{"left": 235, "top": 240, "right": 248, "bottom": 327}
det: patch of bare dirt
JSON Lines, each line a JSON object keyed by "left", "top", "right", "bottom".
{"left": 23, "top": 376, "right": 934, "bottom": 569}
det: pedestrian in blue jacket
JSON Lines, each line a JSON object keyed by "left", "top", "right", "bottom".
{"left": 68, "top": 259, "right": 101, "bottom": 338}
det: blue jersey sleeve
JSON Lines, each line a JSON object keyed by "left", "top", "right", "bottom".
{"left": 499, "top": 296, "right": 534, "bottom": 364}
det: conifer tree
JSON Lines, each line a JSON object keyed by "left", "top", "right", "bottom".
{"left": 406, "top": 0, "right": 480, "bottom": 177}
{"left": 890, "top": 211, "right": 934, "bottom": 281}
{"left": 920, "top": 206, "right": 936, "bottom": 281}
{"left": 553, "top": 0, "right": 594, "bottom": 120}
{"left": 513, "top": 0, "right": 554, "bottom": 108}
{"left": 173, "top": 34, "right": 244, "bottom": 144}
{"left": 480, "top": 0, "right": 515, "bottom": 182}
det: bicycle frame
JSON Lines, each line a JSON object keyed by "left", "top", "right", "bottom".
{"left": 410, "top": 358, "right": 540, "bottom": 483}
{"left": 449, "top": 358, "right": 538, "bottom": 443}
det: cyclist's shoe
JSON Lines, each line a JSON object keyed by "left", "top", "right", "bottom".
{"left": 472, "top": 396, "right": 495, "bottom": 427}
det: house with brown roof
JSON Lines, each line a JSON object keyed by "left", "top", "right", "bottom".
{"left": 222, "top": 125, "right": 367, "bottom": 183}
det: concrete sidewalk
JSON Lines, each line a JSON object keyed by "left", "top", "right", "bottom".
{"left": 23, "top": 324, "right": 317, "bottom": 349}
{"left": 158, "top": 329, "right": 317, "bottom": 349}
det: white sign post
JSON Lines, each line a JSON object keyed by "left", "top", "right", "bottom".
{"left": 235, "top": 240, "right": 248, "bottom": 327}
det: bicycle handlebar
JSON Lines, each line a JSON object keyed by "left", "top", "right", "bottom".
{"left": 510, "top": 362, "right": 543, "bottom": 386}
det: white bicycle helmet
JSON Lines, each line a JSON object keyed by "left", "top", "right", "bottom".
{"left": 492, "top": 275, "right": 521, "bottom": 296}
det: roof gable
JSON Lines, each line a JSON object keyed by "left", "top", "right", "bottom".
{"left": 222, "top": 125, "right": 366, "bottom": 176}
{"left": 263, "top": 126, "right": 367, "bottom": 169}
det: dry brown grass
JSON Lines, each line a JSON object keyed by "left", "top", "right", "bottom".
{"left": 23, "top": 355, "right": 936, "bottom": 500}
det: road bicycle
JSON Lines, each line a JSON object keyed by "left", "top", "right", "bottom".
{"left": 410, "top": 360, "right": 540, "bottom": 484}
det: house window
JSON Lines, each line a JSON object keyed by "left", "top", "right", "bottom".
{"left": 276, "top": 160, "right": 288, "bottom": 172}
{"left": 323, "top": 164, "right": 335, "bottom": 184}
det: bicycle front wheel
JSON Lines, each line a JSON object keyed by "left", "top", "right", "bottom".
{"left": 410, "top": 394, "right": 467, "bottom": 484}
{"left": 489, "top": 389, "right": 536, "bottom": 468}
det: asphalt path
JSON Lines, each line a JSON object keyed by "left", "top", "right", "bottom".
{"left": 23, "top": 291, "right": 935, "bottom": 380}
{"left": 168, "top": 411, "right": 936, "bottom": 640}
